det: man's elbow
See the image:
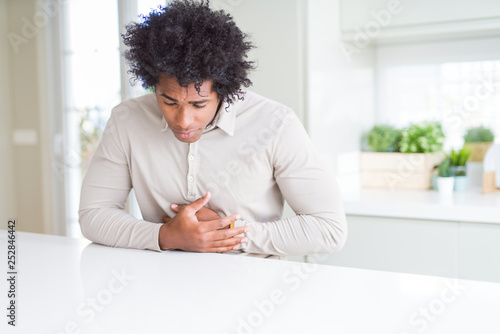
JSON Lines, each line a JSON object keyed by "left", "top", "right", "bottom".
{"left": 78, "top": 209, "right": 96, "bottom": 242}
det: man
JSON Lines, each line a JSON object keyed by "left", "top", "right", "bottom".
{"left": 79, "top": 0, "right": 347, "bottom": 258}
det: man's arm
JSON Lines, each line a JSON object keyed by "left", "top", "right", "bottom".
{"left": 235, "top": 109, "right": 348, "bottom": 256}
{"left": 79, "top": 109, "right": 163, "bottom": 250}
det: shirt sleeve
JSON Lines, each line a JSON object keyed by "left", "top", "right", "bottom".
{"left": 237, "top": 109, "right": 348, "bottom": 256}
{"left": 78, "top": 108, "right": 162, "bottom": 252}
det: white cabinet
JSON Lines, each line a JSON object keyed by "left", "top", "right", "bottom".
{"left": 340, "top": 0, "right": 500, "bottom": 42}
{"left": 311, "top": 215, "right": 500, "bottom": 283}
{"left": 458, "top": 222, "right": 500, "bottom": 282}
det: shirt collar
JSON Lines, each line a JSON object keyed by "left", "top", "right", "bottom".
{"left": 160, "top": 100, "right": 236, "bottom": 136}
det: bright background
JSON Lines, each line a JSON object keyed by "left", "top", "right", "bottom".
{"left": 1, "top": 0, "right": 500, "bottom": 238}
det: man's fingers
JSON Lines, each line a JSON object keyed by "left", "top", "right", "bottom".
{"left": 204, "top": 246, "right": 241, "bottom": 253}
{"left": 183, "top": 192, "right": 211, "bottom": 215}
{"left": 211, "top": 225, "right": 249, "bottom": 241}
{"left": 202, "top": 214, "right": 241, "bottom": 231}
{"left": 204, "top": 238, "right": 248, "bottom": 253}
{"left": 171, "top": 204, "right": 182, "bottom": 213}
{"left": 200, "top": 236, "right": 249, "bottom": 253}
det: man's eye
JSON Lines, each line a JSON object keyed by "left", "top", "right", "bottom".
{"left": 163, "top": 102, "right": 176, "bottom": 106}
{"left": 193, "top": 104, "right": 207, "bottom": 109}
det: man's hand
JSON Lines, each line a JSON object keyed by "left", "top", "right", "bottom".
{"left": 168, "top": 203, "right": 221, "bottom": 222}
{"left": 159, "top": 192, "right": 249, "bottom": 252}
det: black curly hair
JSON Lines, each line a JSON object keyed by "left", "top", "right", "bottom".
{"left": 122, "top": 0, "right": 255, "bottom": 106}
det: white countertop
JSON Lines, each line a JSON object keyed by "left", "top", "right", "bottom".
{"left": 342, "top": 187, "right": 500, "bottom": 224}
{"left": 2, "top": 231, "right": 500, "bottom": 334}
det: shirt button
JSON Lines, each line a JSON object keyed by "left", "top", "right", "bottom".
{"left": 189, "top": 155, "right": 194, "bottom": 161}
{"left": 188, "top": 176, "right": 194, "bottom": 182}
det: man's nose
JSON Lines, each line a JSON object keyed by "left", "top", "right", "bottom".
{"left": 176, "top": 107, "right": 194, "bottom": 129}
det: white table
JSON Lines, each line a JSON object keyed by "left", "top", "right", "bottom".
{"left": 1, "top": 231, "right": 500, "bottom": 334}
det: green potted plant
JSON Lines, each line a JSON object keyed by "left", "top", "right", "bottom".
{"left": 437, "top": 157, "right": 454, "bottom": 195}
{"left": 450, "top": 147, "right": 471, "bottom": 191}
{"left": 366, "top": 125, "right": 402, "bottom": 152}
{"left": 361, "top": 122, "right": 445, "bottom": 190}
{"left": 464, "top": 126, "right": 495, "bottom": 162}
{"left": 399, "top": 121, "right": 445, "bottom": 154}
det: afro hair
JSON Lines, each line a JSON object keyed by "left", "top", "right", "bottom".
{"left": 122, "top": 0, "right": 255, "bottom": 105}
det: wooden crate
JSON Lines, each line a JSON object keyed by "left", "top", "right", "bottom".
{"left": 464, "top": 142, "right": 493, "bottom": 162}
{"left": 361, "top": 152, "right": 445, "bottom": 190}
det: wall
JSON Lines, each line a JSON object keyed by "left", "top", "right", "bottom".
{"left": 222, "top": 0, "right": 307, "bottom": 124}
{"left": 0, "top": 0, "right": 17, "bottom": 225}
{"left": 2, "top": 0, "right": 47, "bottom": 233}
{"left": 307, "top": 0, "right": 375, "bottom": 181}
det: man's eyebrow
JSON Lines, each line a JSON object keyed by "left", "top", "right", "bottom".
{"left": 190, "top": 99, "right": 210, "bottom": 104}
{"left": 161, "top": 94, "right": 178, "bottom": 102}
{"left": 160, "top": 93, "right": 210, "bottom": 104}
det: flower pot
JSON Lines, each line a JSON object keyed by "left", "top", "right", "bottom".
{"left": 432, "top": 175, "right": 438, "bottom": 190}
{"left": 451, "top": 165, "right": 467, "bottom": 177}
{"left": 464, "top": 142, "right": 493, "bottom": 162}
{"left": 437, "top": 177, "right": 455, "bottom": 195}
{"left": 360, "top": 152, "right": 445, "bottom": 190}
{"left": 454, "top": 176, "right": 468, "bottom": 191}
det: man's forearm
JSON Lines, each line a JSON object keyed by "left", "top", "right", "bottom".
{"left": 236, "top": 213, "right": 347, "bottom": 256}
{"left": 79, "top": 207, "right": 162, "bottom": 251}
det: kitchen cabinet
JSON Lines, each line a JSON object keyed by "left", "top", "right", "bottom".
{"left": 310, "top": 188, "right": 500, "bottom": 283}
{"left": 340, "top": 0, "right": 500, "bottom": 43}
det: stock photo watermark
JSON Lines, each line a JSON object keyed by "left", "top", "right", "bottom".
{"left": 206, "top": 106, "right": 294, "bottom": 198}
{"left": 398, "top": 279, "right": 467, "bottom": 334}
{"left": 339, "top": 0, "right": 425, "bottom": 63}
{"left": 6, "top": 219, "right": 18, "bottom": 327}
{"left": 339, "top": 0, "right": 404, "bottom": 63}
{"left": 48, "top": 267, "right": 134, "bottom": 334}
{"left": 225, "top": 248, "right": 330, "bottom": 334}
{"left": 7, "top": 0, "right": 66, "bottom": 54}
{"left": 383, "top": 154, "right": 428, "bottom": 190}
{"left": 51, "top": 146, "right": 82, "bottom": 182}
{"left": 443, "top": 76, "right": 498, "bottom": 130}
{"left": 383, "top": 75, "right": 498, "bottom": 190}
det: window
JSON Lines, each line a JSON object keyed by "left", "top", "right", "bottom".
{"left": 60, "top": 0, "right": 166, "bottom": 237}
{"left": 376, "top": 36, "right": 500, "bottom": 151}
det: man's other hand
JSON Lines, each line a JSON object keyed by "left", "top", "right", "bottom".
{"left": 168, "top": 202, "right": 221, "bottom": 223}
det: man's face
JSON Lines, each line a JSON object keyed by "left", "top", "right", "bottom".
{"left": 155, "top": 75, "right": 220, "bottom": 143}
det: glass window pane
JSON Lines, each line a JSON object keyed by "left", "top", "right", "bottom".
{"left": 65, "top": 0, "right": 119, "bottom": 52}
{"left": 378, "top": 60, "right": 500, "bottom": 150}
{"left": 62, "top": 0, "right": 120, "bottom": 237}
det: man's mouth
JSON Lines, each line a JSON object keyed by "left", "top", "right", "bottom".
{"left": 173, "top": 129, "right": 196, "bottom": 139}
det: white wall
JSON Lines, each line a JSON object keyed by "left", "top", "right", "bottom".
{"left": 216, "top": 0, "right": 308, "bottom": 226}
{"left": 219, "top": 0, "right": 307, "bottom": 124}
{"left": 227, "top": 0, "right": 377, "bottom": 186}
{"left": 2, "top": 0, "right": 47, "bottom": 233}
{"left": 0, "top": 0, "right": 17, "bottom": 223}
{"left": 307, "top": 0, "right": 375, "bottom": 180}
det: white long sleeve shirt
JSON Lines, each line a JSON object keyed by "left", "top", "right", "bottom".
{"left": 78, "top": 91, "right": 347, "bottom": 256}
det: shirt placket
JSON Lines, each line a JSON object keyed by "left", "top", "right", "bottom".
{"left": 186, "top": 142, "right": 198, "bottom": 201}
